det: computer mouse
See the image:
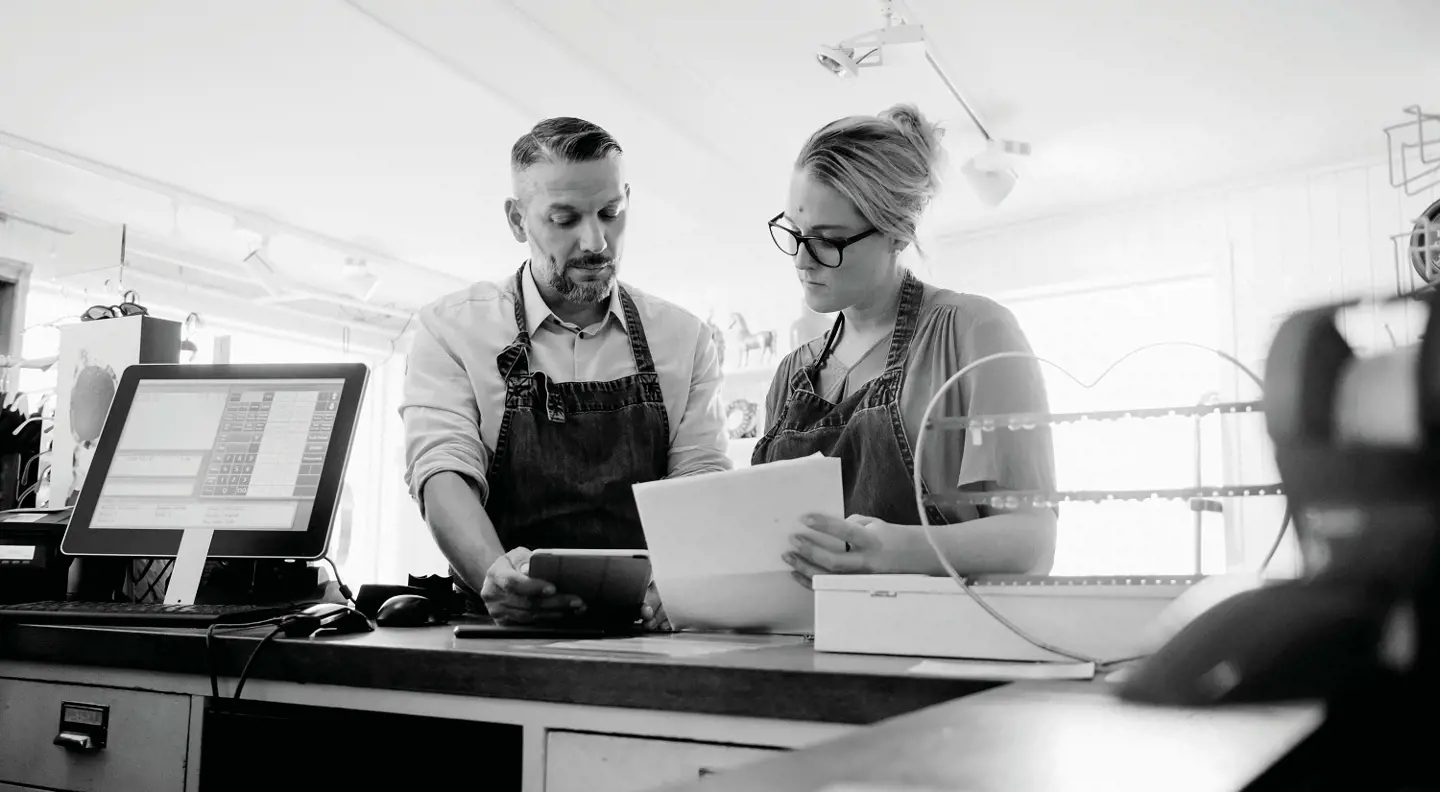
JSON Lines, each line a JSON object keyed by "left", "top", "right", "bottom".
{"left": 1117, "top": 582, "right": 1388, "bottom": 706}
{"left": 376, "top": 594, "right": 440, "bottom": 627}
{"left": 282, "top": 602, "right": 374, "bottom": 638}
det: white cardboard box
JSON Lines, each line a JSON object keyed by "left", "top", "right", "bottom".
{"left": 814, "top": 574, "right": 1196, "bottom": 662}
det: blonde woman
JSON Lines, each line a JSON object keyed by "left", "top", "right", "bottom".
{"left": 756, "top": 104, "right": 1058, "bottom": 583}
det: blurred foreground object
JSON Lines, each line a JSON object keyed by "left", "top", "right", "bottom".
{"left": 1120, "top": 293, "right": 1438, "bottom": 789}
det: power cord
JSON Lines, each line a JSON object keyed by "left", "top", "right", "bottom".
{"left": 322, "top": 556, "right": 353, "bottom": 602}
{"left": 913, "top": 343, "right": 1269, "bottom": 669}
{"left": 233, "top": 626, "right": 286, "bottom": 700}
{"left": 206, "top": 616, "right": 293, "bottom": 700}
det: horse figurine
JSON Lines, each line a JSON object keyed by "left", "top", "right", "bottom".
{"left": 727, "top": 313, "right": 776, "bottom": 369}
{"left": 702, "top": 311, "right": 727, "bottom": 370}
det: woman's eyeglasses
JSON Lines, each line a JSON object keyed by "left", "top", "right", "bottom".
{"left": 768, "top": 212, "right": 879, "bottom": 269}
{"left": 81, "top": 291, "right": 149, "bottom": 322}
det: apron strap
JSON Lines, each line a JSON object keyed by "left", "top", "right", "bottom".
{"left": 864, "top": 270, "right": 925, "bottom": 405}
{"left": 880, "top": 269, "right": 925, "bottom": 371}
{"left": 617, "top": 285, "right": 659, "bottom": 376}
{"left": 497, "top": 264, "right": 535, "bottom": 380}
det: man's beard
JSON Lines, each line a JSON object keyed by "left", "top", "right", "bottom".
{"left": 545, "top": 252, "right": 616, "bottom": 304}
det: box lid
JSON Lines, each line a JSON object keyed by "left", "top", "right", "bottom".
{"left": 813, "top": 574, "right": 1202, "bottom": 597}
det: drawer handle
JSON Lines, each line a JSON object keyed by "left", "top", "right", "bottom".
{"left": 54, "top": 731, "right": 100, "bottom": 753}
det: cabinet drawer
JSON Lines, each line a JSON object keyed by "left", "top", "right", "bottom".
{"left": 0, "top": 677, "right": 190, "bottom": 792}
{"left": 546, "top": 730, "right": 780, "bottom": 792}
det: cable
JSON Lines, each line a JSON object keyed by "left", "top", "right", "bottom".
{"left": 913, "top": 343, "right": 1267, "bottom": 667}
{"left": 205, "top": 616, "right": 292, "bottom": 699}
{"left": 233, "top": 625, "right": 285, "bottom": 700}
{"left": 322, "top": 556, "right": 353, "bottom": 602}
{"left": 1259, "top": 508, "right": 1294, "bottom": 573}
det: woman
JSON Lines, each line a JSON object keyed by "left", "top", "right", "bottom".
{"left": 755, "top": 104, "right": 1058, "bottom": 584}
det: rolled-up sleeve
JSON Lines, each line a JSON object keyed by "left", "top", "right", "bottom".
{"left": 666, "top": 323, "right": 731, "bottom": 478}
{"left": 400, "top": 310, "right": 490, "bottom": 506}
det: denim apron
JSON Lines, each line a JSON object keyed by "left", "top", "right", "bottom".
{"left": 751, "top": 270, "right": 947, "bottom": 525}
{"left": 457, "top": 266, "right": 671, "bottom": 610}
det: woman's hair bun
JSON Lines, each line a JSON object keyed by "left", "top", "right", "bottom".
{"left": 880, "top": 103, "right": 945, "bottom": 175}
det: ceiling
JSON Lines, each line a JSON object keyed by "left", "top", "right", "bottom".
{"left": 1, "top": 0, "right": 1437, "bottom": 318}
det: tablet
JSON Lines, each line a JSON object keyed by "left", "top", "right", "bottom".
{"left": 525, "top": 548, "right": 651, "bottom": 609}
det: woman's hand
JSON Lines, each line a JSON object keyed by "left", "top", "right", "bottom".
{"left": 782, "top": 514, "right": 915, "bottom": 588}
{"left": 640, "top": 582, "right": 671, "bottom": 631}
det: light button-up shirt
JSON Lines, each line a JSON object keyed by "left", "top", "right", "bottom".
{"left": 401, "top": 263, "right": 731, "bottom": 506}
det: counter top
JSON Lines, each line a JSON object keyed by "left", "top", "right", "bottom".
{"left": 657, "top": 681, "right": 1325, "bottom": 792}
{"left": 0, "top": 621, "right": 1000, "bottom": 724}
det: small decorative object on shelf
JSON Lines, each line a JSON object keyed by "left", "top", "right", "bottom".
{"left": 725, "top": 399, "right": 760, "bottom": 439}
{"left": 726, "top": 312, "right": 776, "bottom": 369}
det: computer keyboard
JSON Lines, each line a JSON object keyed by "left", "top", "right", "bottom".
{"left": 0, "top": 600, "right": 303, "bottom": 627}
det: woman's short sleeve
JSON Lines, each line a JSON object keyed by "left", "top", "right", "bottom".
{"left": 902, "top": 298, "right": 1057, "bottom": 519}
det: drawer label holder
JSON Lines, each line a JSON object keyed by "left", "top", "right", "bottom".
{"left": 54, "top": 701, "right": 108, "bottom": 753}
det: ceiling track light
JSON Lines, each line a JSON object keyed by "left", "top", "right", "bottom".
{"left": 816, "top": 0, "right": 1031, "bottom": 207}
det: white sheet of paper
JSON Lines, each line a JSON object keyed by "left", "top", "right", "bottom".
{"left": 907, "top": 658, "right": 1097, "bottom": 681}
{"left": 633, "top": 455, "right": 844, "bottom": 634}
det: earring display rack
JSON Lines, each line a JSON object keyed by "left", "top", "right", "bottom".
{"left": 935, "top": 484, "right": 1284, "bottom": 512}
{"left": 926, "top": 399, "right": 1281, "bottom": 511}
{"left": 928, "top": 400, "right": 1263, "bottom": 433}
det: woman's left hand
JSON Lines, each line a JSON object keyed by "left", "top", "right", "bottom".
{"left": 640, "top": 582, "right": 671, "bottom": 631}
{"left": 783, "top": 514, "right": 910, "bottom": 588}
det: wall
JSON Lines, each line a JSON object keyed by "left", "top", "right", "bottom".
{"left": 926, "top": 159, "right": 1440, "bottom": 572}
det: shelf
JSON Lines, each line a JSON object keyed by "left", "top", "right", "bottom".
{"left": 932, "top": 484, "right": 1285, "bottom": 510}
{"left": 928, "top": 400, "right": 1263, "bottom": 432}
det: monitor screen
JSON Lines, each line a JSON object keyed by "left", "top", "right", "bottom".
{"left": 91, "top": 379, "right": 345, "bottom": 533}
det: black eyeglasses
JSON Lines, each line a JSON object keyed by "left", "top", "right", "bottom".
{"left": 81, "top": 291, "right": 149, "bottom": 322}
{"left": 768, "top": 212, "right": 879, "bottom": 269}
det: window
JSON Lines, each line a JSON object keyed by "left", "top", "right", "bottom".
{"left": 1002, "top": 277, "right": 1235, "bottom": 575}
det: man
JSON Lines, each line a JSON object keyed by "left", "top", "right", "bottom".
{"left": 401, "top": 117, "right": 730, "bottom": 627}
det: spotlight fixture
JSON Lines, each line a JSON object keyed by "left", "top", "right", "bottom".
{"left": 816, "top": 0, "right": 1032, "bottom": 207}
{"left": 814, "top": 14, "right": 925, "bottom": 78}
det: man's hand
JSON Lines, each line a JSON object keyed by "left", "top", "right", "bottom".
{"left": 480, "top": 547, "right": 586, "bottom": 624}
{"left": 782, "top": 514, "right": 914, "bottom": 589}
{"left": 640, "top": 583, "right": 671, "bottom": 632}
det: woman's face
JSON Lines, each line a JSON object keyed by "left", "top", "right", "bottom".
{"left": 779, "top": 170, "right": 896, "bottom": 314}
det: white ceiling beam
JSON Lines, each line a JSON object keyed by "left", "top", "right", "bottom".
{"left": 0, "top": 129, "right": 466, "bottom": 289}
{"left": 33, "top": 270, "right": 399, "bottom": 357}
{"left": 1, "top": 194, "right": 432, "bottom": 315}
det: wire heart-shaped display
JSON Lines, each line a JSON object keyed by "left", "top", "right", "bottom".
{"left": 909, "top": 341, "right": 1268, "bottom": 665}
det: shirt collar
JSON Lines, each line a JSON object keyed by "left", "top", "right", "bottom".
{"left": 521, "top": 261, "right": 627, "bottom": 336}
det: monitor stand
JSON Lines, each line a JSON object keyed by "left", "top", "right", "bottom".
{"left": 163, "top": 528, "right": 214, "bottom": 606}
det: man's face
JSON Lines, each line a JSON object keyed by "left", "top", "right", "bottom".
{"left": 505, "top": 156, "right": 629, "bottom": 305}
